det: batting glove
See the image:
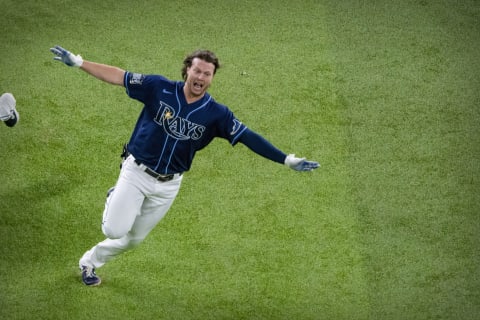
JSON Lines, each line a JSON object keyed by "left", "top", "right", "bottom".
{"left": 50, "top": 45, "right": 83, "bottom": 67}
{"left": 0, "top": 93, "right": 19, "bottom": 127}
{"left": 285, "top": 154, "right": 320, "bottom": 172}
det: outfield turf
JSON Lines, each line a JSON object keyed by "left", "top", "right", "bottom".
{"left": 1, "top": 0, "right": 479, "bottom": 319}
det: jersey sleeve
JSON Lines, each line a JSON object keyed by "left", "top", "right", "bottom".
{"left": 216, "top": 105, "right": 248, "bottom": 145}
{"left": 124, "top": 72, "right": 168, "bottom": 104}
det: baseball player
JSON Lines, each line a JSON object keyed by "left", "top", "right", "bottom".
{"left": 50, "top": 45, "right": 319, "bottom": 286}
{"left": 0, "top": 93, "right": 19, "bottom": 127}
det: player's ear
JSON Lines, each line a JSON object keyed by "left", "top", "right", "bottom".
{"left": 183, "top": 67, "right": 191, "bottom": 81}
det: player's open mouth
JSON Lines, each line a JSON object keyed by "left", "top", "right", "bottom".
{"left": 193, "top": 82, "right": 203, "bottom": 90}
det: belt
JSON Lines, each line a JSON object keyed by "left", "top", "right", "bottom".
{"left": 134, "top": 159, "right": 178, "bottom": 182}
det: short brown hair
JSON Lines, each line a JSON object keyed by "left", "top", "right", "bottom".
{"left": 182, "top": 50, "right": 220, "bottom": 80}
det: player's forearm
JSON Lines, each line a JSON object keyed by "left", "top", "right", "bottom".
{"left": 80, "top": 61, "right": 126, "bottom": 86}
{"left": 238, "top": 128, "right": 286, "bottom": 164}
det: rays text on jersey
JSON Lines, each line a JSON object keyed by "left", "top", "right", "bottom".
{"left": 154, "top": 102, "right": 205, "bottom": 141}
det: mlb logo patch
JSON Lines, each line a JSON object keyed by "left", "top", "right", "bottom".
{"left": 130, "top": 73, "right": 145, "bottom": 85}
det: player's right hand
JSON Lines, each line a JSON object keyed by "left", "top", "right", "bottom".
{"left": 50, "top": 45, "right": 83, "bottom": 67}
{"left": 285, "top": 154, "right": 320, "bottom": 172}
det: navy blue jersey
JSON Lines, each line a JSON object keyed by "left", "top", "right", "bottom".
{"left": 124, "top": 72, "right": 247, "bottom": 174}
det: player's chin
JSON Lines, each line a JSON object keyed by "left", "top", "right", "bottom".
{"left": 192, "top": 87, "right": 207, "bottom": 97}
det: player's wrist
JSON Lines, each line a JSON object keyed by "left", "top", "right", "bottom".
{"left": 285, "top": 154, "right": 302, "bottom": 168}
{"left": 69, "top": 53, "right": 84, "bottom": 67}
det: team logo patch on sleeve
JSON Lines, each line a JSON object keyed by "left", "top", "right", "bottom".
{"left": 231, "top": 119, "right": 243, "bottom": 135}
{"left": 129, "top": 73, "right": 145, "bottom": 85}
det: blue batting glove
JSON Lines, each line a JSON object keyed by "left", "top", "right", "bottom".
{"left": 284, "top": 154, "right": 320, "bottom": 172}
{"left": 50, "top": 45, "right": 83, "bottom": 67}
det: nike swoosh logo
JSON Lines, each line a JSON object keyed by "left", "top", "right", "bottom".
{"left": 163, "top": 89, "right": 173, "bottom": 94}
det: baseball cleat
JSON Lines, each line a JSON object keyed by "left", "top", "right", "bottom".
{"left": 80, "top": 265, "right": 101, "bottom": 286}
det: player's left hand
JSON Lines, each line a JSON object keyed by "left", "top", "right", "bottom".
{"left": 50, "top": 45, "right": 84, "bottom": 67}
{"left": 0, "top": 93, "right": 19, "bottom": 127}
{"left": 284, "top": 154, "right": 320, "bottom": 171}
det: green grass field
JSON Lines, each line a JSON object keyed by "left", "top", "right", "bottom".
{"left": 1, "top": 0, "right": 479, "bottom": 319}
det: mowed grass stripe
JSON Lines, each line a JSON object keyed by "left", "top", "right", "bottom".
{"left": 326, "top": 1, "right": 480, "bottom": 319}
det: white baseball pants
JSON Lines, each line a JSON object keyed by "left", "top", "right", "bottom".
{"left": 79, "top": 155, "right": 183, "bottom": 269}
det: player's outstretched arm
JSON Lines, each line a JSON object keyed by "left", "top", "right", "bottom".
{"left": 80, "top": 61, "right": 125, "bottom": 86}
{"left": 50, "top": 45, "right": 125, "bottom": 86}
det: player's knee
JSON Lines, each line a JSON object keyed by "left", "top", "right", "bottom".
{"left": 113, "top": 234, "right": 144, "bottom": 251}
{"left": 116, "top": 234, "right": 143, "bottom": 250}
{"left": 102, "top": 223, "right": 129, "bottom": 240}
{"left": 126, "top": 237, "right": 143, "bottom": 249}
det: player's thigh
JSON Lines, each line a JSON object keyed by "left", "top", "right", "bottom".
{"left": 129, "top": 179, "right": 183, "bottom": 239}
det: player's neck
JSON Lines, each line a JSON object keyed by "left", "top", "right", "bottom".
{"left": 185, "top": 95, "right": 204, "bottom": 104}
